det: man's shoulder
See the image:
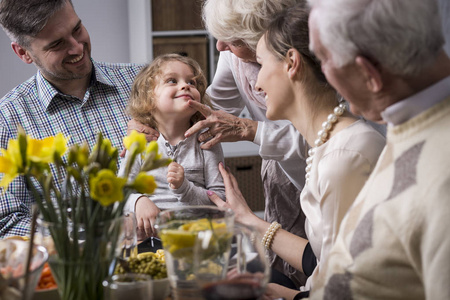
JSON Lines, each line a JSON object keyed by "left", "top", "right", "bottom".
{"left": 0, "top": 75, "right": 37, "bottom": 108}
{"left": 94, "top": 61, "right": 144, "bottom": 75}
{"left": 92, "top": 60, "right": 145, "bottom": 87}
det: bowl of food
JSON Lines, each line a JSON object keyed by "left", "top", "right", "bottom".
{"left": 32, "top": 286, "right": 59, "bottom": 300}
{"left": 114, "top": 249, "right": 170, "bottom": 300}
{"left": 152, "top": 277, "right": 170, "bottom": 300}
{"left": 32, "top": 262, "right": 59, "bottom": 300}
{"left": 0, "top": 238, "right": 48, "bottom": 300}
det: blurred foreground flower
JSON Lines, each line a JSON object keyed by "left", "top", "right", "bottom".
{"left": 0, "top": 126, "right": 171, "bottom": 300}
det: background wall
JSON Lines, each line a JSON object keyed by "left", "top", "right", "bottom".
{"left": 439, "top": 0, "right": 450, "bottom": 56}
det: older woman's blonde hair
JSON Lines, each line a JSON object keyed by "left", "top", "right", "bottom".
{"left": 127, "top": 53, "right": 211, "bottom": 129}
{"left": 202, "top": 0, "right": 300, "bottom": 52}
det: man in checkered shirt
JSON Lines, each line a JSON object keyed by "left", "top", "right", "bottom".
{"left": 0, "top": 0, "right": 144, "bottom": 237}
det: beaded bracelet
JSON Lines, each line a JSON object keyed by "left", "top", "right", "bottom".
{"left": 261, "top": 221, "right": 281, "bottom": 250}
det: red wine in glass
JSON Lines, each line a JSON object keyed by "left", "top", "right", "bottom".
{"left": 201, "top": 278, "right": 264, "bottom": 300}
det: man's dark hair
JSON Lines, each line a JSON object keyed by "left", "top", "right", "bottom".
{"left": 0, "top": 0, "right": 73, "bottom": 47}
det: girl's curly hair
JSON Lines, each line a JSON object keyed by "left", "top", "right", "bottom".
{"left": 127, "top": 53, "right": 212, "bottom": 129}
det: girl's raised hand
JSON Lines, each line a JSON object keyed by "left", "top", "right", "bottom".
{"left": 167, "top": 161, "right": 185, "bottom": 189}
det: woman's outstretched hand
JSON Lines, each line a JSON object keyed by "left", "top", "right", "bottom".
{"left": 206, "top": 162, "right": 258, "bottom": 227}
{"left": 185, "top": 100, "right": 258, "bottom": 150}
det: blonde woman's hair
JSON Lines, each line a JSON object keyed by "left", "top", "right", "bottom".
{"left": 202, "top": 0, "right": 300, "bottom": 52}
{"left": 127, "top": 53, "right": 211, "bottom": 129}
{"left": 264, "top": 3, "right": 339, "bottom": 118}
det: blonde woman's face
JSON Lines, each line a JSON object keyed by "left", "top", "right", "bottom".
{"left": 153, "top": 61, "right": 201, "bottom": 119}
{"left": 255, "top": 37, "right": 294, "bottom": 121}
{"left": 216, "top": 40, "right": 257, "bottom": 63}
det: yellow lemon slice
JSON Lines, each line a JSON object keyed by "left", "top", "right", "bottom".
{"left": 159, "top": 219, "right": 231, "bottom": 257}
{"left": 180, "top": 218, "right": 227, "bottom": 233}
{"left": 159, "top": 229, "right": 196, "bottom": 254}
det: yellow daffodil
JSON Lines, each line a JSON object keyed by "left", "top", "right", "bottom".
{"left": 53, "top": 133, "right": 69, "bottom": 156}
{"left": 89, "top": 169, "right": 127, "bottom": 206}
{"left": 0, "top": 128, "right": 170, "bottom": 299}
{"left": 0, "top": 138, "right": 24, "bottom": 190}
{"left": 144, "top": 140, "right": 162, "bottom": 159}
{"left": 0, "top": 155, "right": 18, "bottom": 190}
{"left": 27, "top": 133, "right": 68, "bottom": 163}
{"left": 68, "top": 142, "right": 89, "bottom": 168}
{"left": 76, "top": 143, "right": 89, "bottom": 168}
{"left": 123, "top": 130, "right": 147, "bottom": 154}
{"left": 3, "top": 139, "right": 23, "bottom": 169}
{"left": 101, "top": 138, "right": 115, "bottom": 157}
{"left": 140, "top": 141, "right": 171, "bottom": 172}
{"left": 131, "top": 172, "right": 157, "bottom": 194}
{"left": 0, "top": 156, "right": 13, "bottom": 173}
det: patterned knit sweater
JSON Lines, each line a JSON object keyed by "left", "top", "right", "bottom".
{"left": 310, "top": 96, "right": 450, "bottom": 300}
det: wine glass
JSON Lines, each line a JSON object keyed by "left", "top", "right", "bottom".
{"left": 195, "top": 223, "right": 271, "bottom": 300}
{"left": 154, "top": 206, "right": 235, "bottom": 300}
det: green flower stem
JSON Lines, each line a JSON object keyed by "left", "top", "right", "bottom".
{"left": 122, "top": 144, "right": 139, "bottom": 178}
{"left": 26, "top": 175, "right": 49, "bottom": 221}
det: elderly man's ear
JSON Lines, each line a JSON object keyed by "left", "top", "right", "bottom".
{"left": 11, "top": 42, "right": 34, "bottom": 64}
{"left": 355, "top": 56, "right": 383, "bottom": 93}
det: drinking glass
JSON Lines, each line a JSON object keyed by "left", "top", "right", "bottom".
{"left": 102, "top": 273, "right": 152, "bottom": 300}
{"left": 196, "top": 223, "right": 271, "bottom": 300}
{"left": 0, "top": 239, "right": 48, "bottom": 300}
{"left": 154, "top": 206, "right": 235, "bottom": 300}
{"left": 120, "top": 212, "right": 138, "bottom": 259}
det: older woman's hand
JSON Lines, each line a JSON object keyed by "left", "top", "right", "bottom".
{"left": 185, "top": 100, "right": 258, "bottom": 150}
{"left": 206, "top": 162, "right": 259, "bottom": 227}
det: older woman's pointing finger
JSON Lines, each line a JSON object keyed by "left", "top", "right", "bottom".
{"left": 185, "top": 100, "right": 258, "bottom": 149}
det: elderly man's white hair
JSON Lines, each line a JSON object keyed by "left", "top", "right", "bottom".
{"left": 308, "top": 0, "right": 444, "bottom": 76}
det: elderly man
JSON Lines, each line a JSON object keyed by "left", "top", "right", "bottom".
{"left": 307, "top": 0, "right": 450, "bottom": 299}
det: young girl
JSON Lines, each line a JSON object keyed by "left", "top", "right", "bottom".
{"left": 119, "top": 54, "right": 226, "bottom": 238}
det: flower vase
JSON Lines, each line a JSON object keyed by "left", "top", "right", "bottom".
{"left": 37, "top": 215, "right": 125, "bottom": 300}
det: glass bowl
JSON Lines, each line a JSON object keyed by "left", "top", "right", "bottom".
{"left": 0, "top": 239, "right": 48, "bottom": 300}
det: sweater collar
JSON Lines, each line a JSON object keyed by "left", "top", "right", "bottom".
{"left": 381, "top": 75, "right": 450, "bottom": 126}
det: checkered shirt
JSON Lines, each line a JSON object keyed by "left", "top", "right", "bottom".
{"left": 0, "top": 60, "right": 143, "bottom": 237}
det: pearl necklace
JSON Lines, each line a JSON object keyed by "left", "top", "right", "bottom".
{"left": 305, "top": 102, "right": 346, "bottom": 183}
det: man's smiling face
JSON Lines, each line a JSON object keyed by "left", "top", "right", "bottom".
{"left": 24, "top": 1, "right": 92, "bottom": 83}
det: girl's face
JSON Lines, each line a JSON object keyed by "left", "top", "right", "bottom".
{"left": 255, "top": 37, "right": 294, "bottom": 121}
{"left": 153, "top": 60, "right": 201, "bottom": 119}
